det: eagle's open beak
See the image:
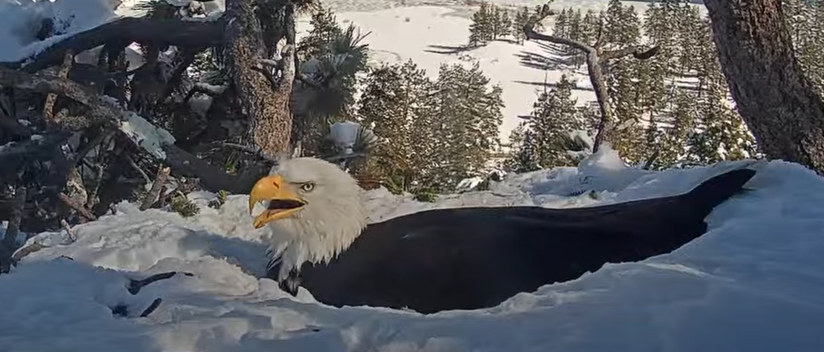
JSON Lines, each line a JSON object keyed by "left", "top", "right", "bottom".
{"left": 248, "top": 175, "right": 306, "bottom": 229}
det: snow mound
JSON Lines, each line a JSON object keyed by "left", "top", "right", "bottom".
{"left": 3, "top": 149, "right": 824, "bottom": 351}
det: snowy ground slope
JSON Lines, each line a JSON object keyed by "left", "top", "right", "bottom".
{"left": 4, "top": 148, "right": 824, "bottom": 352}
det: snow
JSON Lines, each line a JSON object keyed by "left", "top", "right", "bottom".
{"left": 3, "top": 144, "right": 824, "bottom": 351}
{"left": 455, "top": 176, "right": 485, "bottom": 192}
{"left": 118, "top": 109, "right": 177, "bottom": 159}
{"left": 2, "top": 2, "right": 821, "bottom": 348}
{"left": 328, "top": 121, "right": 362, "bottom": 154}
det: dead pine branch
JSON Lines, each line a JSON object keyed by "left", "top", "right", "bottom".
{"left": 58, "top": 192, "right": 97, "bottom": 222}
{"left": 0, "top": 66, "right": 262, "bottom": 194}
{"left": 140, "top": 165, "right": 171, "bottom": 210}
{"left": 42, "top": 50, "right": 74, "bottom": 126}
{"left": 523, "top": 3, "right": 659, "bottom": 153}
{"left": 126, "top": 154, "right": 152, "bottom": 184}
{"left": 60, "top": 219, "right": 77, "bottom": 242}
{"left": 3, "top": 17, "right": 223, "bottom": 72}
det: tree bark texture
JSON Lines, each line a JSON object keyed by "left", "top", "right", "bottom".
{"left": 224, "top": 0, "right": 293, "bottom": 156}
{"left": 704, "top": 0, "right": 824, "bottom": 174}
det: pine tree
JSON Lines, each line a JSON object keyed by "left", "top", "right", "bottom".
{"left": 504, "top": 122, "right": 540, "bottom": 172}
{"left": 783, "top": 0, "right": 824, "bottom": 94}
{"left": 292, "top": 6, "right": 369, "bottom": 157}
{"left": 498, "top": 8, "right": 512, "bottom": 39}
{"left": 357, "top": 60, "right": 435, "bottom": 188}
{"left": 492, "top": 6, "right": 502, "bottom": 40}
{"left": 297, "top": 4, "right": 342, "bottom": 62}
{"left": 552, "top": 8, "right": 569, "bottom": 39}
{"left": 429, "top": 62, "right": 503, "bottom": 189}
{"left": 608, "top": 58, "right": 647, "bottom": 163}
{"left": 527, "top": 74, "right": 590, "bottom": 167}
{"left": 656, "top": 89, "right": 698, "bottom": 167}
{"left": 567, "top": 9, "right": 585, "bottom": 66}
{"left": 511, "top": 6, "right": 531, "bottom": 44}
{"left": 603, "top": 0, "right": 624, "bottom": 47}
{"left": 468, "top": 1, "right": 499, "bottom": 46}
{"left": 580, "top": 9, "right": 600, "bottom": 45}
{"left": 599, "top": 0, "right": 647, "bottom": 163}
{"left": 686, "top": 15, "right": 756, "bottom": 164}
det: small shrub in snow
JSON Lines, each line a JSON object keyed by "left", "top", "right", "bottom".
{"left": 413, "top": 191, "right": 437, "bottom": 203}
{"left": 207, "top": 190, "right": 228, "bottom": 209}
{"left": 170, "top": 193, "right": 199, "bottom": 217}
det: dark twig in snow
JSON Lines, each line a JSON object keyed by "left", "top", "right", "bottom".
{"left": 41, "top": 50, "right": 74, "bottom": 127}
{"left": 140, "top": 298, "right": 163, "bottom": 317}
{"left": 127, "top": 271, "right": 193, "bottom": 295}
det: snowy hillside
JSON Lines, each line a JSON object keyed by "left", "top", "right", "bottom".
{"left": 3, "top": 146, "right": 824, "bottom": 351}
{"left": 0, "top": 0, "right": 705, "bottom": 144}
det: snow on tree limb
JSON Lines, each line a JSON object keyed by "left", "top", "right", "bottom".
{"left": 1, "top": 17, "right": 223, "bottom": 72}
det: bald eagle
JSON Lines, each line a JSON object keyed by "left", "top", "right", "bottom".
{"left": 248, "top": 157, "right": 756, "bottom": 314}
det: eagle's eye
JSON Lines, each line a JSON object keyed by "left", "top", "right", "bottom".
{"left": 300, "top": 182, "right": 315, "bottom": 193}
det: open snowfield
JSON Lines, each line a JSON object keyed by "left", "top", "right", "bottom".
{"left": 3, "top": 146, "right": 824, "bottom": 351}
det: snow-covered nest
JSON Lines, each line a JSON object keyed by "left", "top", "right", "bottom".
{"left": 2, "top": 146, "right": 824, "bottom": 352}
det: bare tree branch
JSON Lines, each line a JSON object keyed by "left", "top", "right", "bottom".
{"left": 523, "top": 3, "right": 659, "bottom": 152}
{"left": 58, "top": 192, "right": 97, "bottom": 221}
{"left": 0, "top": 66, "right": 256, "bottom": 194}
{"left": 2, "top": 17, "right": 224, "bottom": 72}
{"left": 125, "top": 154, "right": 151, "bottom": 184}
{"left": 140, "top": 166, "right": 171, "bottom": 210}
{"left": 42, "top": 50, "right": 74, "bottom": 126}
{"left": 601, "top": 45, "right": 660, "bottom": 61}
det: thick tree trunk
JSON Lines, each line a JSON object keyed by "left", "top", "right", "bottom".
{"left": 224, "top": 0, "right": 293, "bottom": 156}
{"left": 704, "top": 0, "right": 824, "bottom": 174}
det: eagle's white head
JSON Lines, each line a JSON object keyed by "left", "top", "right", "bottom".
{"left": 248, "top": 157, "right": 369, "bottom": 280}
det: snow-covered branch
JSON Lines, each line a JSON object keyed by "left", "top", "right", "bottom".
{"left": 3, "top": 17, "right": 223, "bottom": 72}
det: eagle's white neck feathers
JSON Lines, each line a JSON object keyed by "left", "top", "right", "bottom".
{"left": 261, "top": 157, "right": 368, "bottom": 280}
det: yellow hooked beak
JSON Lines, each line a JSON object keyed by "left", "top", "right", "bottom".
{"left": 248, "top": 175, "right": 306, "bottom": 229}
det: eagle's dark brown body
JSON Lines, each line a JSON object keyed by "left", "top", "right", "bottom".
{"left": 268, "top": 168, "right": 756, "bottom": 314}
